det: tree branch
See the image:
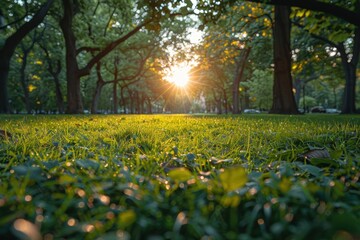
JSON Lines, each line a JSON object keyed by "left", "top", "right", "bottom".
{"left": 78, "top": 17, "right": 154, "bottom": 78}
{"left": 242, "top": 0, "right": 360, "bottom": 27}
{"left": 2, "top": 0, "right": 54, "bottom": 57}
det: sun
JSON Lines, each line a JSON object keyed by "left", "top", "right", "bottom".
{"left": 166, "top": 64, "right": 190, "bottom": 88}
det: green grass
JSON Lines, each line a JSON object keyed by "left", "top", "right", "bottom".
{"left": 0, "top": 114, "right": 359, "bottom": 239}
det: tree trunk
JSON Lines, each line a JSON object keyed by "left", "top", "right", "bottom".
{"left": 0, "top": 50, "right": 11, "bottom": 113}
{"left": 270, "top": 6, "right": 299, "bottom": 114}
{"left": 113, "top": 60, "right": 119, "bottom": 114}
{"left": 91, "top": 81, "right": 105, "bottom": 114}
{"left": 146, "top": 98, "right": 152, "bottom": 113}
{"left": 120, "top": 87, "right": 127, "bottom": 113}
{"left": 339, "top": 27, "right": 359, "bottom": 114}
{"left": 51, "top": 61, "right": 65, "bottom": 114}
{"left": 113, "top": 81, "right": 118, "bottom": 114}
{"left": 40, "top": 44, "right": 65, "bottom": 114}
{"left": 19, "top": 48, "right": 31, "bottom": 113}
{"left": 340, "top": 55, "right": 357, "bottom": 113}
{"left": 232, "top": 48, "right": 251, "bottom": 114}
{"left": 0, "top": 0, "right": 54, "bottom": 113}
{"left": 91, "top": 62, "right": 105, "bottom": 114}
{"left": 60, "top": 0, "right": 83, "bottom": 114}
{"left": 223, "top": 89, "right": 228, "bottom": 114}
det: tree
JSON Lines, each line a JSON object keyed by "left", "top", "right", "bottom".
{"left": 244, "top": 0, "right": 360, "bottom": 113}
{"left": 242, "top": 69, "right": 273, "bottom": 109}
{"left": 0, "top": 0, "right": 54, "bottom": 113}
{"left": 270, "top": 6, "right": 299, "bottom": 113}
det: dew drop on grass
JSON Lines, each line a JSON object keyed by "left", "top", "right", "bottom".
{"left": 24, "top": 195, "right": 32, "bottom": 202}
{"left": 67, "top": 218, "right": 76, "bottom": 227}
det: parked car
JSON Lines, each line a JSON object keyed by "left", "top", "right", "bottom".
{"left": 326, "top": 108, "right": 341, "bottom": 114}
{"left": 310, "top": 106, "right": 326, "bottom": 113}
{"left": 243, "top": 109, "right": 261, "bottom": 114}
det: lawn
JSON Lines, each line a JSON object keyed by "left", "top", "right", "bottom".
{"left": 0, "top": 114, "right": 359, "bottom": 240}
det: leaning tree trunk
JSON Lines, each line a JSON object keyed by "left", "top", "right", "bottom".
{"left": 270, "top": 6, "right": 299, "bottom": 114}
{"left": 232, "top": 48, "right": 251, "bottom": 114}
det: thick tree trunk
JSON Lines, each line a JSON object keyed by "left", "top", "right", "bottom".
{"left": 232, "top": 48, "right": 251, "bottom": 114}
{"left": 340, "top": 56, "right": 357, "bottom": 113}
{"left": 270, "top": 6, "right": 299, "bottom": 114}
{"left": 60, "top": 0, "right": 83, "bottom": 114}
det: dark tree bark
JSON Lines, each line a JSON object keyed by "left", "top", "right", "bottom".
{"left": 0, "top": 0, "right": 54, "bottom": 113}
{"left": 59, "top": 0, "right": 83, "bottom": 114}
{"left": 232, "top": 47, "right": 251, "bottom": 114}
{"left": 270, "top": 6, "right": 299, "bottom": 114}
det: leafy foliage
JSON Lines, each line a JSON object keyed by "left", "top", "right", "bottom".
{"left": 0, "top": 114, "right": 359, "bottom": 239}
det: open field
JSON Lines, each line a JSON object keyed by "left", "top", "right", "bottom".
{"left": 0, "top": 114, "right": 359, "bottom": 239}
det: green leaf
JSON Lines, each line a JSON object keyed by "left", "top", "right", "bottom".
{"left": 168, "top": 167, "right": 193, "bottom": 182}
{"left": 310, "top": 158, "right": 339, "bottom": 167}
{"left": 219, "top": 167, "right": 247, "bottom": 192}
{"left": 41, "top": 160, "right": 60, "bottom": 170}
{"left": 12, "top": 165, "right": 42, "bottom": 179}
{"left": 298, "top": 164, "right": 322, "bottom": 177}
{"left": 75, "top": 159, "right": 100, "bottom": 170}
{"left": 330, "top": 149, "right": 342, "bottom": 159}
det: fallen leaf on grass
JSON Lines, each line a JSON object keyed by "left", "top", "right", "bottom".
{"left": 209, "top": 157, "right": 233, "bottom": 165}
{"left": 299, "top": 149, "right": 331, "bottom": 160}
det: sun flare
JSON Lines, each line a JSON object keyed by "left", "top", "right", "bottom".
{"left": 166, "top": 64, "right": 190, "bottom": 88}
